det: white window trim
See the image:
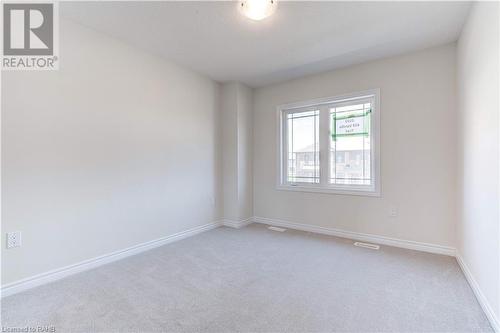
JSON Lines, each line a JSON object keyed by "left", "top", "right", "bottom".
{"left": 276, "top": 89, "right": 381, "bottom": 197}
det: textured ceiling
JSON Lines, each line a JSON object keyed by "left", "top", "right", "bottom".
{"left": 62, "top": 1, "right": 471, "bottom": 87}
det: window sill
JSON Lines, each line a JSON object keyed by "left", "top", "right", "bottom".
{"left": 276, "top": 184, "right": 380, "bottom": 197}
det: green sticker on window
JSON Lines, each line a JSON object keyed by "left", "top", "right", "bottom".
{"left": 331, "top": 109, "right": 371, "bottom": 141}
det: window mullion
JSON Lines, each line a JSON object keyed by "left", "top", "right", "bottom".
{"left": 282, "top": 111, "right": 289, "bottom": 185}
{"left": 319, "top": 106, "right": 329, "bottom": 186}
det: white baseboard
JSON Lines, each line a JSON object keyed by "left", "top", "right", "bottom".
{"left": 1, "top": 221, "right": 222, "bottom": 298}
{"left": 456, "top": 254, "right": 500, "bottom": 332}
{"left": 253, "top": 216, "right": 456, "bottom": 256}
{"left": 222, "top": 217, "right": 253, "bottom": 229}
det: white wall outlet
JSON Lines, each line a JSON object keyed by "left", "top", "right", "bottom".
{"left": 6, "top": 231, "right": 21, "bottom": 249}
{"left": 389, "top": 206, "right": 398, "bottom": 218}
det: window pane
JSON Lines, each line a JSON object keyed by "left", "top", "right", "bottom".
{"left": 287, "top": 110, "right": 319, "bottom": 183}
{"left": 330, "top": 102, "right": 371, "bottom": 185}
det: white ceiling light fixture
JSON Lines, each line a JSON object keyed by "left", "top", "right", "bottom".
{"left": 238, "top": 0, "right": 278, "bottom": 21}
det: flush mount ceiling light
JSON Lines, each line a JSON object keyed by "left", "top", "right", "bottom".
{"left": 238, "top": 0, "right": 278, "bottom": 21}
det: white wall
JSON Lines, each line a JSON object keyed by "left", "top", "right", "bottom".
{"left": 221, "top": 82, "right": 253, "bottom": 222}
{"left": 221, "top": 83, "right": 239, "bottom": 220}
{"left": 1, "top": 19, "right": 221, "bottom": 285}
{"left": 457, "top": 1, "right": 500, "bottom": 326}
{"left": 253, "top": 44, "right": 457, "bottom": 248}
{"left": 237, "top": 84, "right": 253, "bottom": 220}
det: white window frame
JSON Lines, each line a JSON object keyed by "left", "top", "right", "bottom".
{"left": 276, "top": 89, "right": 380, "bottom": 197}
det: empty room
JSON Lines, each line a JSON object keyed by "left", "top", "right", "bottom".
{"left": 1, "top": 1, "right": 499, "bottom": 332}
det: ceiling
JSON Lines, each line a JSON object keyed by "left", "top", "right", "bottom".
{"left": 61, "top": 1, "right": 471, "bottom": 87}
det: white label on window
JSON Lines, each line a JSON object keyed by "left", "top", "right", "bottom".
{"left": 336, "top": 116, "right": 365, "bottom": 135}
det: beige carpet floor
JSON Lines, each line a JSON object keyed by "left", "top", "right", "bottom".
{"left": 1, "top": 224, "right": 493, "bottom": 332}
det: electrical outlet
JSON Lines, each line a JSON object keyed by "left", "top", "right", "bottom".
{"left": 389, "top": 206, "right": 398, "bottom": 218}
{"left": 6, "top": 231, "right": 21, "bottom": 249}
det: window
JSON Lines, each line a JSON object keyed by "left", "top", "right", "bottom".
{"left": 285, "top": 109, "right": 319, "bottom": 184}
{"left": 278, "top": 90, "right": 380, "bottom": 196}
